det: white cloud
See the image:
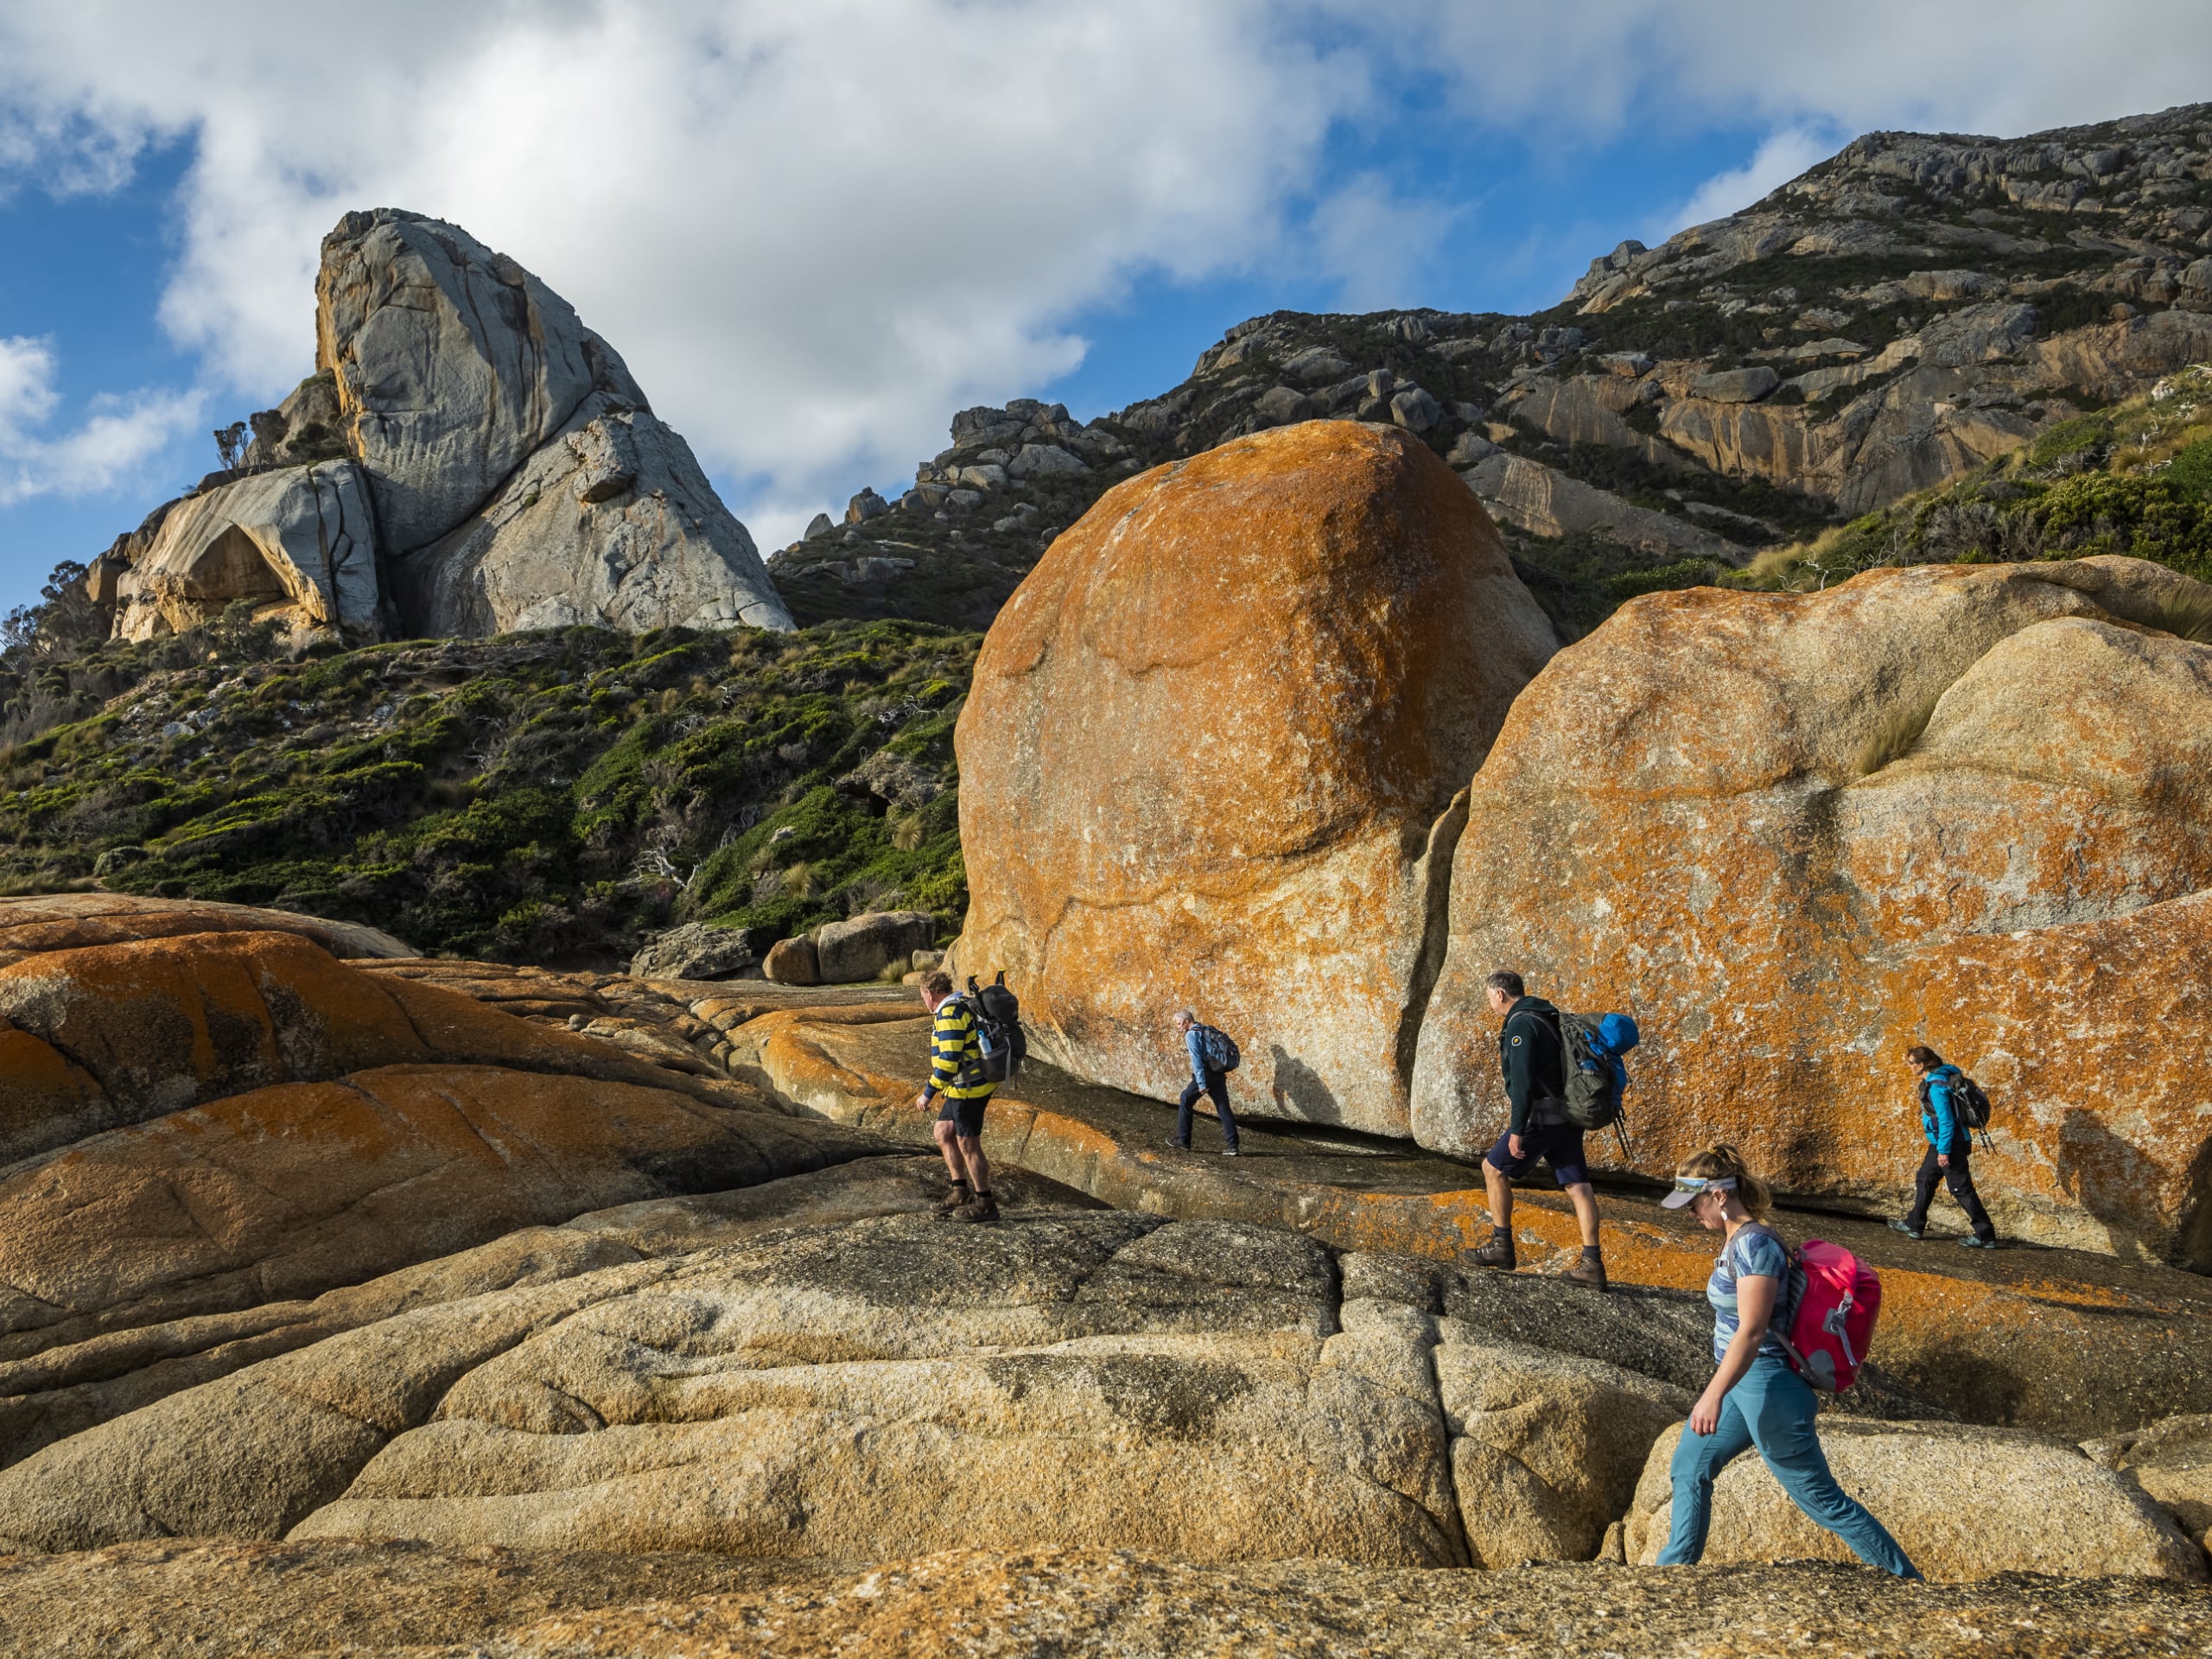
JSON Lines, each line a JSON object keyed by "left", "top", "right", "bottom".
{"left": 1650, "top": 125, "right": 1844, "bottom": 242}
{"left": 1, "top": 2, "right": 2209, "bottom": 545}
{"left": 0, "top": 2, "right": 1370, "bottom": 548}
{"left": 1365, "top": 0, "right": 2212, "bottom": 149}
{"left": 1310, "top": 172, "right": 1460, "bottom": 313}
{"left": 0, "top": 335, "right": 204, "bottom": 507}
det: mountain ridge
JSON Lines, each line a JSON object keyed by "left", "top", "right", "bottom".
{"left": 773, "top": 99, "right": 2212, "bottom": 637}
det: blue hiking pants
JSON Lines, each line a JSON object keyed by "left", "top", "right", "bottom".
{"left": 1658, "top": 1355, "right": 1921, "bottom": 1578}
{"left": 1177, "top": 1069, "right": 1239, "bottom": 1151}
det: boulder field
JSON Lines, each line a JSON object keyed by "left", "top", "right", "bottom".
{"left": 952, "top": 425, "right": 2212, "bottom": 1268}
{"left": 953, "top": 420, "right": 1556, "bottom": 1138}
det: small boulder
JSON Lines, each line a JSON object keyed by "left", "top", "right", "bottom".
{"left": 957, "top": 465, "right": 1008, "bottom": 492}
{"left": 1389, "top": 387, "right": 1442, "bottom": 433}
{"left": 763, "top": 936, "right": 820, "bottom": 985}
{"left": 1445, "top": 430, "right": 1498, "bottom": 469}
{"left": 812, "top": 911, "right": 938, "bottom": 983}
{"left": 845, "top": 488, "right": 889, "bottom": 524}
{"left": 1253, "top": 386, "right": 1316, "bottom": 426}
{"left": 1434, "top": 1325, "right": 1690, "bottom": 1567}
{"left": 566, "top": 417, "right": 639, "bottom": 504}
{"left": 1623, "top": 1419, "right": 2207, "bottom": 1582}
{"left": 1283, "top": 346, "right": 1354, "bottom": 385}
{"left": 1901, "top": 269, "right": 1997, "bottom": 302}
{"left": 2089, "top": 1413, "right": 2212, "bottom": 1558}
{"left": 1688, "top": 365, "right": 1781, "bottom": 403}
{"left": 627, "top": 923, "right": 772, "bottom": 982}
{"left": 1007, "top": 444, "right": 1088, "bottom": 481}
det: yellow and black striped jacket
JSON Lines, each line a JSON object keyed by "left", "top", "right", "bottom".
{"left": 930, "top": 997, "right": 995, "bottom": 1100}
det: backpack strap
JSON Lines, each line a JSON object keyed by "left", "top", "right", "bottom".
{"left": 944, "top": 995, "right": 987, "bottom": 1089}
{"left": 1726, "top": 1221, "right": 1802, "bottom": 1346}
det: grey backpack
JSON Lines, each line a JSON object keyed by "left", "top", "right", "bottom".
{"left": 1198, "top": 1024, "right": 1241, "bottom": 1073}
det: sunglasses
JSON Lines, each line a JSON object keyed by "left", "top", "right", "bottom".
{"left": 1661, "top": 1174, "right": 1737, "bottom": 1210}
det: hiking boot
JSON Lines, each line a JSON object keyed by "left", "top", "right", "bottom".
{"left": 1958, "top": 1234, "right": 1999, "bottom": 1249}
{"left": 1168, "top": 1140, "right": 1191, "bottom": 1153}
{"left": 1887, "top": 1219, "right": 1924, "bottom": 1241}
{"left": 1221, "top": 1147, "right": 1242, "bottom": 1158}
{"left": 1564, "top": 1252, "right": 1608, "bottom": 1292}
{"left": 931, "top": 1180, "right": 972, "bottom": 1219}
{"left": 952, "top": 1191, "right": 1001, "bottom": 1225}
{"left": 1469, "top": 1234, "right": 1517, "bottom": 1271}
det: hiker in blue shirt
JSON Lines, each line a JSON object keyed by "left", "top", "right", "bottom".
{"left": 1890, "top": 1046, "right": 1998, "bottom": 1249}
{"left": 1171, "top": 1008, "right": 1241, "bottom": 1156}
{"left": 1658, "top": 1142, "right": 1921, "bottom": 1578}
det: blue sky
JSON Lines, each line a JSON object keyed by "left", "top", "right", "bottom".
{"left": 3, "top": 1, "right": 2209, "bottom": 615}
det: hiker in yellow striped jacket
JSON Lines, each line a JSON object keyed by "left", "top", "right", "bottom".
{"left": 912, "top": 970, "right": 998, "bottom": 1224}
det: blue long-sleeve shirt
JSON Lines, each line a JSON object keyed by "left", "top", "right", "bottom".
{"left": 1185, "top": 1026, "right": 1211, "bottom": 1087}
{"left": 1918, "top": 1065, "right": 1962, "bottom": 1148}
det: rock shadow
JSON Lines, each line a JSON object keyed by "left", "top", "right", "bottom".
{"left": 1269, "top": 1046, "right": 1346, "bottom": 1128}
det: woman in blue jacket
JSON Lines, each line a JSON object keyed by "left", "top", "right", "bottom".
{"left": 1891, "top": 1046, "right": 1999, "bottom": 1249}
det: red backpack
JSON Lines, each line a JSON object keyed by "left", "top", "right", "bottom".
{"left": 1778, "top": 1239, "right": 1882, "bottom": 1393}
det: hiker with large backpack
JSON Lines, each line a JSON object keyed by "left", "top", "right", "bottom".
{"left": 1467, "top": 969, "right": 1610, "bottom": 1290}
{"left": 1171, "top": 1008, "right": 1241, "bottom": 1157}
{"left": 914, "top": 970, "right": 1004, "bottom": 1224}
{"left": 1891, "top": 1046, "right": 1999, "bottom": 1249}
{"left": 1656, "top": 1143, "right": 1921, "bottom": 1578}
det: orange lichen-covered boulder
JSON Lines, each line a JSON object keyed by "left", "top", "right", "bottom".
{"left": 0, "top": 1065, "right": 861, "bottom": 1370}
{"left": 0, "top": 893, "right": 415, "bottom": 967}
{"left": 954, "top": 421, "right": 1557, "bottom": 1136}
{"left": 0, "top": 930, "right": 760, "bottom": 1167}
{"left": 1412, "top": 556, "right": 2212, "bottom": 1267}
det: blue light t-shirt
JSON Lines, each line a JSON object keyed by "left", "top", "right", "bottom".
{"left": 1708, "top": 1224, "right": 1796, "bottom": 1364}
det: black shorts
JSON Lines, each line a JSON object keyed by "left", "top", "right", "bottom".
{"left": 1485, "top": 1122, "right": 1590, "bottom": 1188}
{"left": 937, "top": 1094, "right": 988, "bottom": 1139}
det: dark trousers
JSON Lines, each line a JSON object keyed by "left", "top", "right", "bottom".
{"left": 1178, "top": 1069, "right": 1239, "bottom": 1151}
{"left": 1905, "top": 1139, "right": 1996, "bottom": 1241}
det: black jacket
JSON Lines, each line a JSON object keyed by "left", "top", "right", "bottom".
{"left": 1498, "top": 995, "right": 1567, "bottom": 1134}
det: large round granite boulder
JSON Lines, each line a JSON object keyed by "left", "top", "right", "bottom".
{"left": 953, "top": 420, "right": 1557, "bottom": 1137}
{"left": 1412, "top": 555, "right": 2212, "bottom": 1268}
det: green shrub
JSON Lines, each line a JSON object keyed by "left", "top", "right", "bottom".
{"left": 0, "top": 620, "right": 982, "bottom": 966}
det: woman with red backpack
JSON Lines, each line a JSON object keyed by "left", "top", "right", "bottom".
{"left": 1655, "top": 1143, "right": 1921, "bottom": 1577}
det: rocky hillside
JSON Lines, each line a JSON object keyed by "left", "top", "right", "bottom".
{"left": 0, "top": 621, "right": 973, "bottom": 964}
{"left": 784, "top": 102, "right": 2212, "bottom": 639}
{"left": 1755, "top": 363, "right": 2212, "bottom": 594}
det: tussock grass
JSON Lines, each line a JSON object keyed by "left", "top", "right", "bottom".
{"left": 2145, "top": 582, "right": 2212, "bottom": 645}
{"left": 1855, "top": 697, "right": 1940, "bottom": 777}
